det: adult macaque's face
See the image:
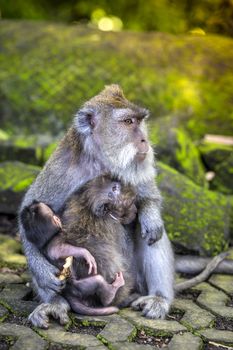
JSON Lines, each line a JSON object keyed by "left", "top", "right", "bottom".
{"left": 95, "top": 107, "right": 150, "bottom": 167}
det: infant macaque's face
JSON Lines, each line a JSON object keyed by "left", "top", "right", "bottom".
{"left": 104, "top": 180, "right": 137, "bottom": 224}
{"left": 90, "top": 176, "right": 137, "bottom": 224}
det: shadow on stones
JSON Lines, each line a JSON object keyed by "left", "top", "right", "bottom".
{"left": 215, "top": 316, "right": 233, "bottom": 332}
{"left": 176, "top": 288, "right": 201, "bottom": 301}
{"left": 133, "top": 329, "right": 171, "bottom": 347}
{"left": 67, "top": 321, "right": 105, "bottom": 337}
{"left": 5, "top": 313, "right": 31, "bottom": 328}
{"left": 166, "top": 307, "right": 185, "bottom": 321}
{"left": 204, "top": 342, "right": 232, "bottom": 350}
{"left": 0, "top": 214, "right": 17, "bottom": 237}
{"left": 0, "top": 335, "right": 16, "bottom": 350}
{"left": 49, "top": 344, "right": 82, "bottom": 350}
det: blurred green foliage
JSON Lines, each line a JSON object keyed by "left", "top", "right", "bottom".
{"left": 0, "top": 21, "right": 232, "bottom": 138}
{"left": 0, "top": 0, "right": 233, "bottom": 37}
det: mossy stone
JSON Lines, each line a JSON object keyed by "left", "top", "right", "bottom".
{"left": 157, "top": 161, "right": 233, "bottom": 255}
{"left": 199, "top": 142, "right": 233, "bottom": 194}
{"left": 0, "top": 135, "right": 58, "bottom": 166}
{"left": 0, "top": 234, "right": 26, "bottom": 268}
{"left": 0, "top": 161, "right": 40, "bottom": 214}
{"left": 149, "top": 116, "right": 206, "bottom": 186}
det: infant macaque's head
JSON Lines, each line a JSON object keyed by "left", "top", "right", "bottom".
{"left": 21, "top": 201, "right": 62, "bottom": 247}
{"left": 84, "top": 175, "right": 137, "bottom": 224}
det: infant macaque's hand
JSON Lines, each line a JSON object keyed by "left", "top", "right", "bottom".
{"left": 75, "top": 247, "right": 97, "bottom": 275}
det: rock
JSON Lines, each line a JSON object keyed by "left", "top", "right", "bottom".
{"left": 98, "top": 315, "right": 136, "bottom": 343}
{"left": 0, "top": 323, "right": 47, "bottom": 350}
{"left": 0, "top": 284, "right": 31, "bottom": 300}
{"left": 157, "top": 161, "right": 233, "bottom": 255}
{"left": 209, "top": 274, "right": 233, "bottom": 294}
{"left": 0, "top": 273, "right": 23, "bottom": 285}
{"left": 111, "top": 343, "right": 154, "bottom": 350}
{"left": 0, "top": 305, "right": 8, "bottom": 319}
{"left": 0, "top": 21, "right": 233, "bottom": 138}
{"left": 172, "top": 299, "right": 214, "bottom": 329}
{"left": 40, "top": 323, "right": 102, "bottom": 348}
{"left": 149, "top": 116, "right": 206, "bottom": 186}
{"left": 120, "top": 309, "right": 186, "bottom": 334}
{"left": 0, "top": 134, "right": 58, "bottom": 166}
{"left": 199, "top": 329, "right": 233, "bottom": 344}
{"left": 0, "top": 161, "right": 40, "bottom": 214}
{"left": 168, "top": 333, "right": 202, "bottom": 350}
{"left": 196, "top": 283, "right": 233, "bottom": 318}
{"left": 0, "top": 235, "right": 26, "bottom": 268}
{"left": 199, "top": 141, "right": 233, "bottom": 194}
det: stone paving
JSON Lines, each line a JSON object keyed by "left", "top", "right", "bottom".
{"left": 0, "top": 269, "right": 232, "bottom": 350}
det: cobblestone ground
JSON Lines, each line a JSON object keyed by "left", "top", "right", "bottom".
{"left": 0, "top": 268, "right": 232, "bottom": 350}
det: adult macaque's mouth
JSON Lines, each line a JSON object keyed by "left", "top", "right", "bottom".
{"left": 136, "top": 152, "right": 147, "bottom": 161}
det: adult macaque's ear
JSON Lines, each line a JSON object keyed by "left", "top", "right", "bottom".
{"left": 74, "top": 107, "right": 97, "bottom": 135}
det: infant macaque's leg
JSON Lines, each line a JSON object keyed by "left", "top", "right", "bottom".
{"left": 72, "top": 272, "right": 125, "bottom": 306}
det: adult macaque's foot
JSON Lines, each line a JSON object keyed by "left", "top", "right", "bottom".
{"left": 28, "top": 303, "right": 52, "bottom": 329}
{"left": 28, "top": 301, "right": 70, "bottom": 328}
{"left": 112, "top": 271, "right": 125, "bottom": 289}
{"left": 50, "top": 302, "right": 70, "bottom": 325}
{"left": 131, "top": 295, "right": 170, "bottom": 319}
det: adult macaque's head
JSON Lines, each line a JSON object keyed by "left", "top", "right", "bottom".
{"left": 75, "top": 85, "right": 152, "bottom": 171}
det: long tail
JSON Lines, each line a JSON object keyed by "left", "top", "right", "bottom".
{"left": 68, "top": 296, "right": 119, "bottom": 316}
{"left": 175, "top": 252, "right": 229, "bottom": 292}
{"left": 175, "top": 253, "right": 233, "bottom": 275}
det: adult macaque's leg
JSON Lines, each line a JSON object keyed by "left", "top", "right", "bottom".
{"left": 132, "top": 230, "right": 174, "bottom": 319}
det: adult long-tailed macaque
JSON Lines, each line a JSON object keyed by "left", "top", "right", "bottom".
{"left": 19, "top": 84, "right": 175, "bottom": 328}
{"left": 21, "top": 175, "right": 137, "bottom": 320}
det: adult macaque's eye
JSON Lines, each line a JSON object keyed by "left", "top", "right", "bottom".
{"left": 124, "top": 118, "right": 133, "bottom": 125}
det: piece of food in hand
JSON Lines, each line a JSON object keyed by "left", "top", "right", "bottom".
{"left": 59, "top": 256, "right": 73, "bottom": 280}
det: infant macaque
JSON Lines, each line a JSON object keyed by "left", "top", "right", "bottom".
{"left": 21, "top": 175, "right": 137, "bottom": 316}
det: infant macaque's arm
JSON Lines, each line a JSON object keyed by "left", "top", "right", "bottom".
{"left": 46, "top": 234, "right": 97, "bottom": 275}
{"left": 21, "top": 201, "right": 97, "bottom": 275}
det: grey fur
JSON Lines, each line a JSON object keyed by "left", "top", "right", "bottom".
{"left": 19, "top": 85, "right": 174, "bottom": 327}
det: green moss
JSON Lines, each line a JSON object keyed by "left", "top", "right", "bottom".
{"left": 199, "top": 142, "right": 233, "bottom": 194}
{"left": 0, "top": 130, "right": 9, "bottom": 141}
{"left": 150, "top": 117, "right": 206, "bottom": 186}
{"left": 0, "top": 161, "right": 40, "bottom": 192}
{"left": 157, "top": 162, "right": 233, "bottom": 255}
{"left": 0, "top": 135, "right": 59, "bottom": 165}
{"left": 127, "top": 327, "right": 137, "bottom": 342}
{"left": 175, "top": 128, "right": 206, "bottom": 186}
{"left": 0, "top": 300, "right": 14, "bottom": 313}
{"left": 96, "top": 334, "right": 109, "bottom": 346}
{"left": 0, "top": 235, "right": 26, "bottom": 267}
